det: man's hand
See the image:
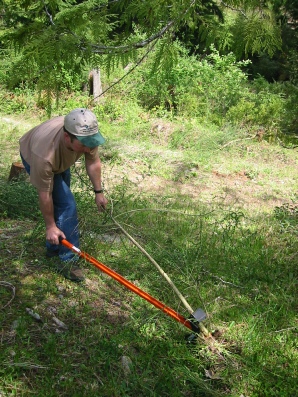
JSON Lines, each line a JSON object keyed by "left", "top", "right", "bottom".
{"left": 38, "top": 191, "right": 65, "bottom": 245}
{"left": 46, "top": 225, "right": 66, "bottom": 245}
{"left": 85, "top": 156, "right": 107, "bottom": 212}
{"left": 95, "top": 193, "right": 108, "bottom": 212}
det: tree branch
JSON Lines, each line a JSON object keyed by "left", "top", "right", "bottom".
{"left": 84, "top": 20, "right": 176, "bottom": 54}
{"left": 42, "top": 0, "right": 55, "bottom": 25}
{"left": 89, "top": 38, "right": 159, "bottom": 103}
{"left": 74, "top": 0, "right": 197, "bottom": 55}
{"left": 220, "top": 134, "right": 257, "bottom": 148}
{"left": 220, "top": 1, "right": 247, "bottom": 18}
{"left": 0, "top": 281, "right": 16, "bottom": 309}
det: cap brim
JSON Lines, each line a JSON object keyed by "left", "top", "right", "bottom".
{"left": 76, "top": 131, "right": 105, "bottom": 148}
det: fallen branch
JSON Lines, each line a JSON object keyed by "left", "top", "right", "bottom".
{"left": 52, "top": 316, "right": 68, "bottom": 330}
{"left": 201, "top": 270, "right": 245, "bottom": 289}
{"left": 3, "top": 361, "right": 48, "bottom": 369}
{"left": 220, "top": 135, "right": 256, "bottom": 149}
{"left": 26, "top": 308, "right": 43, "bottom": 322}
{"left": 0, "top": 281, "right": 16, "bottom": 309}
{"left": 273, "top": 327, "right": 297, "bottom": 333}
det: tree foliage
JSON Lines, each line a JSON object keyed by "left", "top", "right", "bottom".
{"left": 270, "top": 0, "right": 298, "bottom": 83}
{"left": 0, "top": 0, "right": 284, "bottom": 92}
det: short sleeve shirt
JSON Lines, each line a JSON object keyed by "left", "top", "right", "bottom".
{"left": 19, "top": 116, "right": 98, "bottom": 192}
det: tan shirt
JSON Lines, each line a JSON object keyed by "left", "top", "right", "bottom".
{"left": 19, "top": 116, "right": 98, "bottom": 192}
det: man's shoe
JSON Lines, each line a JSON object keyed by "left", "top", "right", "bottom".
{"left": 56, "top": 262, "right": 84, "bottom": 282}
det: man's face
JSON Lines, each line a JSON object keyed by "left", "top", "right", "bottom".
{"left": 64, "top": 132, "right": 95, "bottom": 153}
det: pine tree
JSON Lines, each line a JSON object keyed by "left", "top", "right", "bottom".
{"left": 0, "top": 1, "right": 283, "bottom": 92}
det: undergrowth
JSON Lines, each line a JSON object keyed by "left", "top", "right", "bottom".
{"left": 1, "top": 167, "right": 297, "bottom": 396}
{"left": 0, "top": 94, "right": 297, "bottom": 396}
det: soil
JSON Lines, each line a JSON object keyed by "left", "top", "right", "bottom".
{"left": 101, "top": 150, "right": 293, "bottom": 216}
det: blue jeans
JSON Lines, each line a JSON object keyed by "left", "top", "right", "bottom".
{"left": 20, "top": 154, "right": 79, "bottom": 262}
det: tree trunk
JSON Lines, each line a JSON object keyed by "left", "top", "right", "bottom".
{"left": 8, "top": 162, "right": 26, "bottom": 181}
{"left": 89, "top": 68, "right": 102, "bottom": 103}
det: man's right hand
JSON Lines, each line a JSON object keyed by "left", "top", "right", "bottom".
{"left": 38, "top": 190, "right": 65, "bottom": 245}
{"left": 46, "top": 226, "right": 66, "bottom": 245}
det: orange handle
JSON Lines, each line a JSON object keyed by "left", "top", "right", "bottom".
{"left": 60, "top": 238, "right": 197, "bottom": 332}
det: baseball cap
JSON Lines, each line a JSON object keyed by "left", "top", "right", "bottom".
{"left": 64, "top": 108, "right": 105, "bottom": 148}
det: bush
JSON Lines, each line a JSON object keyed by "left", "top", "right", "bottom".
{"left": 129, "top": 43, "right": 251, "bottom": 124}
{"left": 226, "top": 76, "right": 297, "bottom": 136}
{"left": 226, "top": 92, "right": 285, "bottom": 133}
{"left": 0, "top": 43, "right": 297, "bottom": 137}
{"left": 0, "top": 87, "right": 37, "bottom": 114}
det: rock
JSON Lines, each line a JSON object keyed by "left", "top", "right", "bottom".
{"left": 121, "top": 355, "right": 133, "bottom": 376}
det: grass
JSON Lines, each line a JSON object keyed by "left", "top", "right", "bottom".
{"left": 0, "top": 103, "right": 297, "bottom": 397}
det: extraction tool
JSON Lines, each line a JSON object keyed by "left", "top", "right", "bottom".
{"left": 60, "top": 238, "right": 206, "bottom": 334}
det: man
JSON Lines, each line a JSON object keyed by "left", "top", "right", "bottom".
{"left": 19, "top": 108, "right": 108, "bottom": 282}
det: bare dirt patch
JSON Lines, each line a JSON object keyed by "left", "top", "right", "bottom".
{"left": 102, "top": 156, "right": 292, "bottom": 216}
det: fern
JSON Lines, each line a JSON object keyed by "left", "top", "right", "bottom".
{"left": 242, "top": 10, "right": 282, "bottom": 57}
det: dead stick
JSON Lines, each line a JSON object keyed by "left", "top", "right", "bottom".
{"left": 0, "top": 281, "right": 16, "bottom": 309}
{"left": 110, "top": 215, "right": 210, "bottom": 337}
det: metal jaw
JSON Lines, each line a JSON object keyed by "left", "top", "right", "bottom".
{"left": 192, "top": 308, "right": 207, "bottom": 322}
{"left": 186, "top": 308, "right": 207, "bottom": 339}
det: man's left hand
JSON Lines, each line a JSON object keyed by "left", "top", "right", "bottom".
{"left": 95, "top": 193, "right": 108, "bottom": 212}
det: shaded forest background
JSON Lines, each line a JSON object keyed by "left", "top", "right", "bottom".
{"left": 0, "top": 1, "right": 297, "bottom": 139}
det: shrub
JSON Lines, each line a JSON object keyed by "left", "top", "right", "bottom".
{"left": 226, "top": 76, "right": 297, "bottom": 136}
{"left": 129, "top": 43, "right": 251, "bottom": 124}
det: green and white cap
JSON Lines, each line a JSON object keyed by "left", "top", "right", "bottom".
{"left": 64, "top": 108, "right": 105, "bottom": 148}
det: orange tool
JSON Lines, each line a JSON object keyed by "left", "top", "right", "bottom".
{"left": 60, "top": 238, "right": 206, "bottom": 333}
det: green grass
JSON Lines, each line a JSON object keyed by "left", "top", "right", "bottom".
{"left": 0, "top": 102, "right": 297, "bottom": 396}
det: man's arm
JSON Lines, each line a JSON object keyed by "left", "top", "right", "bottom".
{"left": 38, "top": 191, "right": 66, "bottom": 245}
{"left": 85, "top": 156, "right": 108, "bottom": 212}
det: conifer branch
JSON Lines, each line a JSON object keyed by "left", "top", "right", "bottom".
{"left": 89, "top": 20, "right": 175, "bottom": 54}
{"left": 75, "top": 0, "right": 196, "bottom": 55}
{"left": 89, "top": 38, "right": 159, "bottom": 103}
{"left": 220, "top": 1, "right": 247, "bottom": 18}
{"left": 42, "top": 0, "right": 55, "bottom": 26}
